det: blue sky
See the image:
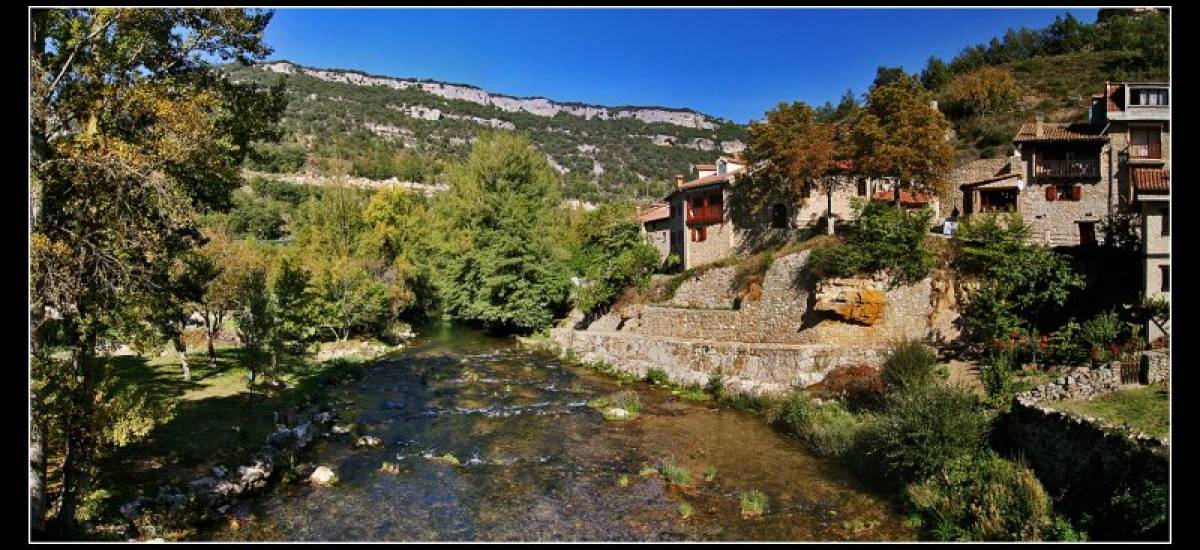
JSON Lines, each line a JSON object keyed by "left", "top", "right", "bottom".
{"left": 261, "top": 7, "right": 1097, "bottom": 124}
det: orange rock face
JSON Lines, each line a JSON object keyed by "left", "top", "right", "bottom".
{"left": 813, "top": 279, "right": 888, "bottom": 326}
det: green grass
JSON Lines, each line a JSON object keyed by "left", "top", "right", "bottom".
{"left": 704, "top": 465, "right": 717, "bottom": 482}
{"left": 678, "top": 501, "right": 694, "bottom": 519}
{"left": 1051, "top": 384, "right": 1169, "bottom": 438}
{"left": 660, "top": 459, "right": 691, "bottom": 486}
{"left": 740, "top": 490, "right": 769, "bottom": 518}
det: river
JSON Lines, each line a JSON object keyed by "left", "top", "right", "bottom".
{"left": 209, "top": 325, "right": 913, "bottom": 541}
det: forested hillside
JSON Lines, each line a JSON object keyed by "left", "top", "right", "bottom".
{"left": 223, "top": 62, "right": 749, "bottom": 203}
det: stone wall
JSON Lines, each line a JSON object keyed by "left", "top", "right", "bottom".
{"left": 1142, "top": 349, "right": 1169, "bottom": 385}
{"left": 554, "top": 250, "right": 959, "bottom": 395}
{"left": 1008, "top": 364, "right": 1169, "bottom": 536}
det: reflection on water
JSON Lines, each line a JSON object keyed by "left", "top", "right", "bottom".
{"left": 210, "top": 325, "right": 914, "bottom": 541}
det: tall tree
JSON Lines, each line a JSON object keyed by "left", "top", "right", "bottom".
{"left": 433, "top": 133, "right": 570, "bottom": 332}
{"left": 29, "top": 8, "right": 283, "bottom": 532}
{"left": 848, "top": 75, "right": 955, "bottom": 204}
{"left": 919, "top": 56, "right": 952, "bottom": 92}
{"left": 744, "top": 101, "right": 856, "bottom": 235}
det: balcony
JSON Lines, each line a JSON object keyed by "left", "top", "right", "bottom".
{"left": 686, "top": 204, "right": 723, "bottom": 225}
{"left": 1035, "top": 159, "right": 1100, "bottom": 179}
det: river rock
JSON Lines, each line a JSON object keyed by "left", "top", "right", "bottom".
{"left": 355, "top": 435, "right": 383, "bottom": 448}
{"left": 604, "top": 407, "right": 629, "bottom": 420}
{"left": 310, "top": 466, "right": 337, "bottom": 486}
{"left": 331, "top": 425, "right": 351, "bottom": 435}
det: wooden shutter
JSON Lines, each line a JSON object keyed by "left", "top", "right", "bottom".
{"left": 1045, "top": 186, "right": 1056, "bottom": 201}
{"left": 1072, "top": 186, "right": 1082, "bottom": 201}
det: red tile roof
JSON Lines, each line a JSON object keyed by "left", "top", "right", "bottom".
{"left": 694, "top": 163, "right": 717, "bottom": 171}
{"left": 871, "top": 189, "right": 934, "bottom": 207}
{"left": 639, "top": 201, "right": 671, "bottom": 223}
{"left": 674, "top": 171, "right": 734, "bottom": 192}
{"left": 1132, "top": 167, "right": 1170, "bottom": 194}
{"left": 1014, "top": 122, "right": 1107, "bottom": 143}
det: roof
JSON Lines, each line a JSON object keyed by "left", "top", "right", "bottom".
{"left": 639, "top": 201, "right": 671, "bottom": 223}
{"left": 959, "top": 173, "right": 1021, "bottom": 190}
{"left": 871, "top": 189, "right": 935, "bottom": 207}
{"left": 673, "top": 172, "right": 734, "bottom": 193}
{"left": 1014, "top": 122, "right": 1108, "bottom": 143}
{"left": 1132, "top": 167, "right": 1170, "bottom": 194}
{"left": 694, "top": 163, "right": 717, "bottom": 171}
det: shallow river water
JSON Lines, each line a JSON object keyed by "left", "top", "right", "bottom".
{"left": 209, "top": 326, "right": 913, "bottom": 541}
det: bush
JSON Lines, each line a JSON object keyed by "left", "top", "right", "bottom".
{"left": 981, "top": 350, "right": 1017, "bottom": 409}
{"left": 880, "top": 341, "right": 939, "bottom": 393}
{"left": 864, "top": 384, "right": 990, "bottom": 483}
{"left": 646, "top": 367, "right": 670, "bottom": 386}
{"left": 906, "top": 453, "right": 1052, "bottom": 541}
{"left": 811, "top": 365, "right": 885, "bottom": 410}
{"left": 804, "top": 201, "right": 934, "bottom": 284}
{"left": 1106, "top": 478, "right": 1168, "bottom": 539}
{"left": 771, "top": 392, "right": 865, "bottom": 457}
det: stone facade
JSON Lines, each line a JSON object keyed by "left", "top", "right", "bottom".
{"left": 1142, "top": 349, "right": 1169, "bottom": 385}
{"left": 552, "top": 251, "right": 959, "bottom": 396}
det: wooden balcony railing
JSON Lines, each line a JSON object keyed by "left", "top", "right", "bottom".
{"left": 1035, "top": 159, "right": 1100, "bottom": 178}
{"left": 1131, "top": 142, "right": 1162, "bottom": 160}
{"left": 686, "top": 205, "right": 723, "bottom": 225}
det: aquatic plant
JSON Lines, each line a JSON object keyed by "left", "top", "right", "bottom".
{"left": 587, "top": 390, "right": 641, "bottom": 421}
{"left": 618, "top": 474, "right": 631, "bottom": 487}
{"left": 704, "top": 465, "right": 717, "bottom": 482}
{"left": 431, "top": 453, "right": 461, "bottom": 466}
{"left": 740, "top": 490, "right": 768, "bottom": 517}
{"left": 677, "top": 385, "right": 711, "bottom": 402}
{"left": 660, "top": 459, "right": 691, "bottom": 486}
{"left": 678, "top": 502, "right": 694, "bottom": 519}
{"left": 378, "top": 461, "right": 401, "bottom": 475}
{"left": 638, "top": 464, "right": 659, "bottom": 477}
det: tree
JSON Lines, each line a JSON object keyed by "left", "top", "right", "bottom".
{"left": 271, "top": 256, "right": 315, "bottom": 355}
{"left": 432, "top": 133, "right": 571, "bottom": 332}
{"left": 311, "top": 257, "right": 390, "bottom": 341}
{"left": 234, "top": 267, "right": 275, "bottom": 383}
{"left": 919, "top": 56, "right": 952, "bottom": 92}
{"left": 872, "top": 66, "right": 910, "bottom": 90}
{"left": 745, "top": 101, "right": 856, "bottom": 235}
{"left": 942, "top": 66, "right": 1019, "bottom": 118}
{"left": 30, "top": 8, "right": 282, "bottom": 532}
{"left": 565, "top": 202, "right": 661, "bottom": 313}
{"left": 848, "top": 75, "right": 955, "bottom": 203}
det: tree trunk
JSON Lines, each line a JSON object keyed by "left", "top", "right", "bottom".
{"left": 177, "top": 337, "right": 190, "bottom": 382}
{"left": 56, "top": 338, "right": 95, "bottom": 535}
{"left": 30, "top": 414, "right": 47, "bottom": 534}
{"left": 826, "top": 179, "right": 835, "bottom": 235}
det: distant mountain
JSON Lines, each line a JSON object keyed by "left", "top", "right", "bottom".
{"left": 223, "top": 61, "right": 749, "bottom": 202}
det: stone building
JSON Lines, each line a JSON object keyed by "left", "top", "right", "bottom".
{"left": 1133, "top": 168, "right": 1170, "bottom": 341}
{"left": 959, "top": 82, "right": 1170, "bottom": 248}
{"left": 638, "top": 201, "right": 672, "bottom": 264}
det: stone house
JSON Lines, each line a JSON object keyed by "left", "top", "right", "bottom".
{"left": 959, "top": 82, "right": 1170, "bottom": 248}
{"left": 646, "top": 156, "right": 897, "bottom": 270}
{"left": 1133, "top": 168, "right": 1170, "bottom": 340}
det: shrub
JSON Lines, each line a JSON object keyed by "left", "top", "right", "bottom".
{"left": 803, "top": 201, "right": 934, "bottom": 284}
{"left": 811, "top": 365, "right": 885, "bottom": 410}
{"left": 1079, "top": 310, "right": 1122, "bottom": 364}
{"left": 942, "top": 66, "right": 1019, "bottom": 118}
{"left": 906, "top": 453, "right": 1052, "bottom": 541}
{"left": 660, "top": 459, "right": 691, "bottom": 486}
{"left": 980, "top": 351, "right": 1017, "bottom": 410}
{"left": 646, "top": 367, "right": 670, "bottom": 386}
{"left": 864, "top": 384, "right": 990, "bottom": 483}
{"left": 678, "top": 501, "right": 694, "bottom": 519}
{"left": 772, "top": 392, "right": 865, "bottom": 457}
{"left": 880, "top": 341, "right": 939, "bottom": 393}
{"left": 1106, "top": 478, "right": 1168, "bottom": 539}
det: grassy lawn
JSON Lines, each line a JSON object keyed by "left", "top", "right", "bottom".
{"left": 76, "top": 340, "right": 381, "bottom": 535}
{"left": 1051, "top": 384, "right": 1170, "bottom": 439}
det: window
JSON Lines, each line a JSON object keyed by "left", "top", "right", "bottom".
{"left": 1162, "top": 208, "right": 1169, "bottom": 237}
{"left": 1049, "top": 185, "right": 1080, "bottom": 201}
{"left": 1130, "top": 127, "right": 1162, "bottom": 159}
{"left": 1131, "top": 88, "right": 1168, "bottom": 107}
{"left": 771, "top": 203, "right": 788, "bottom": 229}
{"left": 1160, "top": 265, "right": 1170, "bottom": 292}
{"left": 857, "top": 178, "right": 868, "bottom": 197}
{"left": 690, "top": 225, "right": 707, "bottom": 242}
{"left": 1078, "top": 222, "right": 1097, "bottom": 246}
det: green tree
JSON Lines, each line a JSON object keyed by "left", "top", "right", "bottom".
{"left": 920, "top": 56, "right": 952, "bottom": 92}
{"left": 271, "top": 256, "right": 315, "bottom": 354}
{"left": 872, "top": 65, "right": 910, "bottom": 89}
{"left": 29, "top": 9, "right": 282, "bottom": 531}
{"left": 234, "top": 266, "right": 276, "bottom": 383}
{"left": 566, "top": 202, "right": 661, "bottom": 313}
{"left": 433, "top": 133, "right": 570, "bottom": 332}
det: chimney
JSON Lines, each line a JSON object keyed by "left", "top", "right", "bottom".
{"left": 675, "top": 174, "right": 685, "bottom": 188}
{"left": 1035, "top": 114, "right": 1044, "bottom": 137}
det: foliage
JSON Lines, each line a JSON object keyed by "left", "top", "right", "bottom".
{"left": 862, "top": 384, "right": 990, "bottom": 484}
{"left": 564, "top": 202, "right": 661, "bottom": 314}
{"left": 1105, "top": 478, "right": 1168, "bottom": 538}
{"left": 905, "top": 453, "right": 1052, "bottom": 541}
{"left": 678, "top": 502, "right": 694, "bottom": 519}
{"left": 804, "top": 201, "right": 934, "bottom": 283}
{"left": 433, "top": 133, "right": 571, "bottom": 332}
{"left": 941, "top": 67, "right": 1019, "bottom": 118}
{"left": 771, "top": 392, "right": 865, "bottom": 457}
{"left": 848, "top": 74, "right": 955, "bottom": 198}
{"left": 880, "top": 340, "right": 940, "bottom": 393}
{"left": 740, "top": 490, "right": 769, "bottom": 517}
{"left": 919, "top": 56, "right": 952, "bottom": 92}
{"left": 233, "top": 266, "right": 276, "bottom": 381}
{"left": 980, "top": 350, "right": 1017, "bottom": 410}
{"left": 646, "top": 367, "right": 670, "bottom": 386}
{"left": 660, "top": 459, "right": 692, "bottom": 486}
{"left": 310, "top": 256, "right": 391, "bottom": 341}
{"left": 810, "top": 365, "right": 884, "bottom": 411}
{"left": 271, "top": 256, "right": 317, "bottom": 353}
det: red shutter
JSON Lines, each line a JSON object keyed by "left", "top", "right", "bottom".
{"left": 1072, "top": 186, "right": 1082, "bottom": 201}
{"left": 1045, "top": 186, "right": 1056, "bottom": 201}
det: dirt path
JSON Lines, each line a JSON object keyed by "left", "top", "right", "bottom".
{"left": 944, "top": 359, "right": 983, "bottom": 392}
